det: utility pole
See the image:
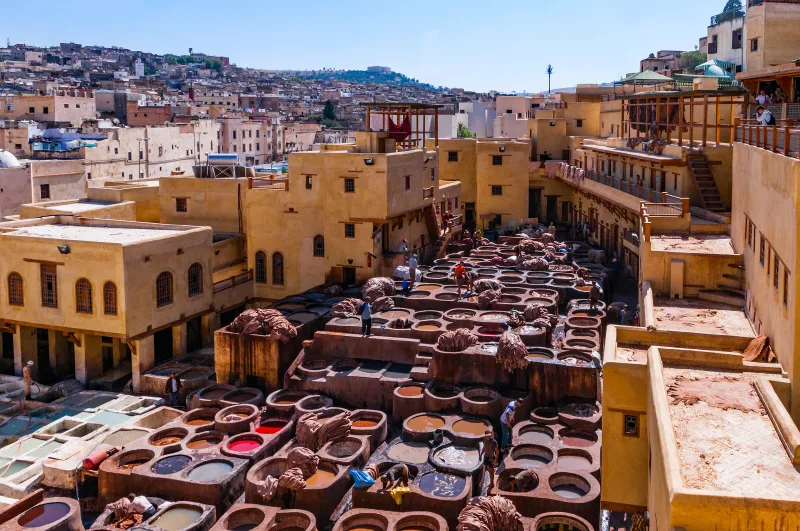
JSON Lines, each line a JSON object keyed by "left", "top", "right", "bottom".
{"left": 136, "top": 137, "right": 150, "bottom": 178}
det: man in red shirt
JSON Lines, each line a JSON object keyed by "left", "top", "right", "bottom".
{"left": 454, "top": 261, "right": 466, "bottom": 298}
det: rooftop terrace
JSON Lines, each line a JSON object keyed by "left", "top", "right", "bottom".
{"left": 653, "top": 297, "right": 753, "bottom": 336}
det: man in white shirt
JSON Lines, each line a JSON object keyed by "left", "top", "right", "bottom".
{"left": 408, "top": 255, "right": 418, "bottom": 290}
{"left": 755, "top": 106, "right": 775, "bottom": 126}
{"left": 500, "top": 398, "right": 523, "bottom": 451}
{"left": 128, "top": 493, "right": 156, "bottom": 519}
{"left": 756, "top": 90, "right": 768, "bottom": 105}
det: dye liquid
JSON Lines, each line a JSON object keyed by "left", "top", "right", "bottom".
{"left": 256, "top": 420, "right": 287, "bottom": 435}
{"left": 352, "top": 419, "right": 378, "bottom": 429}
{"left": 433, "top": 446, "right": 480, "bottom": 468}
{"left": 19, "top": 502, "right": 70, "bottom": 528}
{"left": 186, "top": 437, "right": 220, "bottom": 450}
{"left": 520, "top": 430, "right": 553, "bottom": 445}
{"left": 452, "top": 419, "right": 488, "bottom": 437}
{"left": 151, "top": 455, "right": 191, "bottom": 475}
{"left": 228, "top": 439, "right": 261, "bottom": 452}
{"left": 560, "top": 433, "right": 595, "bottom": 448}
{"left": 187, "top": 461, "right": 234, "bottom": 481}
{"left": 516, "top": 454, "right": 551, "bottom": 468}
{"left": 407, "top": 415, "right": 445, "bottom": 431}
{"left": 417, "top": 472, "right": 466, "bottom": 498}
{"left": 397, "top": 386, "right": 423, "bottom": 397}
{"left": 185, "top": 418, "right": 213, "bottom": 426}
{"left": 152, "top": 436, "right": 183, "bottom": 446}
{"left": 552, "top": 484, "right": 586, "bottom": 499}
{"left": 150, "top": 507, "right": 203, "bottom": 530}
{"left": 557, "top": 455, "right": 591, "bottom": 470}
{"left": 305, "top": 468, "right": 336, "bottom": 487}
{"left": 387, "top": 441, "right": 429, "bottom": 464}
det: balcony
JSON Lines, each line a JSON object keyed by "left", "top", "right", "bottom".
{"left": 558, "top": 164, "right": 666, "bottom": 203}
{"left": 736, "top": 119, "right": 800, "bottom": 158}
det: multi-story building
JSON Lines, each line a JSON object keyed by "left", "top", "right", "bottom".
{"left": 126, "top": 103, "right": 172, "bottom": 127}
{"left": 190, "top": 89, "right": 238, "bottom": 110}
{"left": 639, "top": 50, "right": 685, "bottom": 74}
{"left": 0, "top": 91, "right": 97, "bottom": 127}
{"left": 745, "top": 0, "right": 800, "bottom": 72}
{"left": 706, "top": 2, "right": 746, "bottom": 72}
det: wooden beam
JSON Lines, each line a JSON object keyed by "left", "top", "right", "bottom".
{"left": 702, "top": 94, "right": 709, "bottom": 147}
{"left": 0, "top": 322, "right": 15, "bottom": 335}
{"left": 66, "top": 332, "right": 81, "bottom": 348}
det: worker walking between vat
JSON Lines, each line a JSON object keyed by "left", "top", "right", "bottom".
{"left": 380, "top": 463, "right": 409, "bottom": 489}
{"left": 454, "top": 260, "right": 467, "bottom": 298}
{"left": 478, "top": 429, "right": 499, "bottom": 489}
{"left": 589, "top": 276, "right": 601, "bottom": 311}
{"left": 22, "top": 360, "right": 33, "bottom": 400}
{"left": 359, "top": 300, "right": 372, "bottom": 337}
{"left": 408, "top": 254, "right": 418, "bottom": 291}
{"left": 500, "top": 398, "right": 523, "bottom": 451}
{"left": 165, "top": 372, "right": 182, "bottom": 408}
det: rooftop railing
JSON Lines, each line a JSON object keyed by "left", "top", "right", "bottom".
{"left": 213, "top": 269, "right": 253, "bottom": 294}
{"left": 558, "top": 163, "right": 667, "bottom": 203}
{"left": 248, "top": 176, "right": 289, "bottom": 191}
{"left": 736, "top": 118, "right": 800, "bottom": 159}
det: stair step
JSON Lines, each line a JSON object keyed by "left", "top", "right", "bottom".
{"left": 729, "top": 263, "right": 746, "bottom": 270}
{"left": 717, "top": 284, "right": 745, "bottom": 295}
{"left": 699, "top": 289, "right": 745, "bottom": 307}
{"left": 722, "top": 273, "right": 744, "bottom": 283}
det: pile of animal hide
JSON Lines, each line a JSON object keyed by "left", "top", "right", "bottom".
{"left": 588, "top": 249, "right": 605, "bottom": 263}
{"left": 507, "top": 311, "right": 525, "bottom": 328}
{"left": 539, "top": 232, "right": 555, "bottom": 244}
{"left": 228, "top": 309, "right": 297, "bottom": 343}
{"left": 473, "top": 278, "right": 502, "bottom": 293}
{"left": 516, "top": 240, "right": 544, "bottom": 254}
{"left": 295, "top": 411, "right": 352, "bottom": 452}
{"left": 478, "top": 289, "right": 500, "bottom": 309}
{"left": 436, "top": 328, "right": 479, "bottom": 352}
{"left": 497, "top": 331, "right": 528, "bottom": 372}
{"left": 286, "top": 447, "right": 319, "bottom": 478}
{"left": 456, "top": 496, "right": 524, "bottom": 531}
{"left": 362, "top": 277, "right": 395, "bottom": 302}
{"left": 461, "top": 237, "right": 474, "bottom": 249}
{"left": 323, "top": 284, "right": 344, "bottom": 297}
{"left": 331, "top": 298, "right": 364, "bottom": 318}
{"left": 257, "top": 468, "right": 307, "bottom": 502}
{"left": 517, "top": 258, "right": 549, "bottom": 271}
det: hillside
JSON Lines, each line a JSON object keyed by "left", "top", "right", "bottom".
{"left": 299, "top": 69, "right": 440, "bottom": 90}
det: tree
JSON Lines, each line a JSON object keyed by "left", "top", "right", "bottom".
{"left": 546, "top": 65, "right": 554, "bottom": 95}
{"left": 189, "top": 47, "right": 193, "bottom": 55}
{"left": 205, "top": 58, "right": 223, "bottom": 73}
{"left": 680, "top": 51, "right": 708, "bottom": 71}
{"left": 457, "top": 122, "right": 476, "bottom": 138}
{"left": 323, "top": 100, "right": 336, "bottom": 121}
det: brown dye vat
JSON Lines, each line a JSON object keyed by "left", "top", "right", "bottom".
{"left": 552, "top": 484, "right": 586, "bottom": 498}
{"left": 347, "top": 526, "right": 383, "bottom": 531}
{"left": 18, "top": 502, "right": 70, "bottom": 528}
{"left": 407, "top": 415, "right": 445, "bottom": 431}
{"left": 305, "top": 468, "right": 336, "bottom": 487}
{"left": 187, "top": 437, "right": 220, "bottom": 450}
{"left": 118, "top": 459, "right": 148, "bottom": 470}
{"left": 387, "top": 441, "right": 429, "bottom": 464}
{"left": 352, "top": 419, "right": 378, "bottom": 428}
{"left": 381, "top": 310, "right": 411, "bottom": 319}
{"left": 415, "top": 311, "right": 442, "bottom": 320}
{"left": 558, "top": 454, "right": 591, "bottom": 470}
{"left": 415, "top": 284, "right": 440, "bottom": 292}
{"left": 225, "top": 392, "right": 255, "bottom": 402}
{"left": 185, "top": 418, "right": 213, "bottom": 426}
{"left": 520, "top": 429, "right": 554, "bottom": 445}
{"left": 397, "top": 386, "right": 423, "bottom": 397}
{"left": 451, "top": 419, "right": 489, "bottom": 436}
{"left": 430, "top": 386, "right": 459, "bottom": 398}
{"left": 560, "top": 431, "right": 596, "bottom": 448}
{"left": 200, "top": 389, "right": 228, "bottom": 400}
{"left": 417, "top": 324, "right": 440, "bottom": 331}
{"left": 152, "top": 436, "right": 183, "bottom": 446}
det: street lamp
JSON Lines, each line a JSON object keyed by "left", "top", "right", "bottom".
{"left": 136, "top": 137, "right": 150, "bottom": 179}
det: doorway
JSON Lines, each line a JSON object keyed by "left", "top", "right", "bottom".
{"left": 153, "top": 328, "right": 173, "bottom": 365}
{"left": 101, "top": 336, "right": 114, "bottom": 373}
{"left": 546, "top": 196, "right": 558, "bottom": 223}
{"left": 464, "top": 203, "right": 475, "bottom": 231}
{"left": 1, "top": 332, "right": 14, "bottom": 376}
{"left": 343, "top": 267, "right": 356, "bottom": 286}
{"left": 187, "top": 317, "right": 203, "bottom": 351}
{"left": 528, "top": 189, "right": 542, "bottom": 220}
{"left": 36, "top": 328, "right": 52, "bottom": 383}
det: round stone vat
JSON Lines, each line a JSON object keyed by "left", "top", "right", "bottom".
{"left": 255, "top": 418, "right": 290, "bottom": 436}
{"left": 530, "top": 407, "right": 559, "bottom": 425}
{"left": 404, "top": 413, "right": 446, "bottom": 437}
{"left": 15, "top": 498, "right": 81, "bottom": 531}
{"left": 501, "top": 286, "right": 527, "bottom": 295}
{"left": 434, "top": 292, "right": 459, "bottom": 301}
{"left": 350, "top": 410, "right": 385, "bottom": 432}
{"left": 220, "top": 388, "right": 264, "bottom": 408}
{"left": 549, "top": 473, "right": 590, "bottom": 499}
{"left": 267, "top": 389, "right": 309, "bottom": 415}
{"left": 413, "top": 310, "right": 443, "bottom": 321}
{"left": 376, "top": 308, "right": 412, "bottom": 320}
{"left": 414, "top": 283, "right": 442, "bottom": 293}
{"left": 318, "top": 436, "right": 369, "bottom": 467}
{"left": 496, "top": 467, "right": 539, "bottom": 493}
{"left": 150, "top": 427, "right": 188, "bottom": 447}
{"left": 220, "top": 506, "right": 267, "bottom": 530}
{"left": 413, "top": 320, "right": 442, "bottom": 332}
{"left": 423, "top": 383, "right": 462, "bottom": 411}
{"left": 114, "top": 449, "right": 154, "bottom": 471}
{"left": 557, "top": 448, "right": 593, "bottom": 471}
{"left": 511, "top": 444, "right": 553, "bottom": 468}
{"left": 151, "top": 454, "right": 192, "bottom": 475}
{"left": 185, "top": 431, "right": 224, "bottom": 451}
{"left": 267, "top": 509, "right": 315, "bottom": 531}
{"left": 532, "top": 513, "right": 593, "bottom": 531}
{"left": 149, "top": 502, "right": 209, "bottom": 531}
{"left": 450, "top": 418, "right": 491, "bottom": 439}
{"left": 559, "top": 429, "right": 598, "bottom": 448}
{"left": 183, "top": 407, "right": 218, "bottom": 428}
{"left": 416, "top": 471, "right": 467, "bottom": 498}
{"left": 395, "top": 384, "right": 424, "bottom": 398}
{"left": 557, "top": 350, "right": 594, "bottom": 367}
{"left": 338, "top": 512, "right": 389, "bottom": 531}
{"left": 294, "top": 395, "right": 334, "bottom": 420}
{"left": 332, "top": 317, "right": 360, "bottom": 326}
{"left": 387, "top": 440, "right": 430, "bottom": 464}
{"left": 432, "top": 444, "right": 480, "bottom": 470}
{"left": 461, "top": 387, "right": 500, "bottom": 417}
{"left": 477, "top": 312, "right": 508, "bottom": 324}
{"left": 197, "top": 385, "right": 235, "bottom": 407}
{"left": 395, "top": 513, "right": 446, "bottom": 531}
{"left": 558, "top": 402, "right": 601, "bottom": 431}
{"left": 187, "top": 459, "right": 235, "bottom": 482}
{"left": 331, "top": 359, "right": 359, "bottom": 374}
{"left": 525, "top": 348, "right": 555, "bottom": 363}
{"left": 215, "top": 404, "right": 259, "bottom": 435}
{"left": 564, "top": 316, "right": 602, "bottom": 333}
{"left": 563, "top": 338, "right": 600, "bottom": 351}
{"left": 518, "top": 423, "right": 555, "bottom": 445}
{"left": 226, "top": 434, "right": 264, "bottom": 454}
{"left": 314, "top": 407, "right": 348, "bottom": 426}
{"left": 296, "top": 358, "right": 331, "bottom": 378}
{"left": 475, "top": 326, "right": 503, "bottom": 338}
{"left": 304, "top": 461, "right": 339, "bottom": 489}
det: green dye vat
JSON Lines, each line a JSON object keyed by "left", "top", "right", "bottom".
{"left": 88, "top": 411, "right": 131, "bottom": 427}
{"left": 26, "top": 440, "right": 64, "bottom": 458}
{"left": 0, "top": 438, "right": 45, "bottom": 457}
{"left": 103, "top": 429, "right": 147, "bottom": 446}
{"left": 0, "top": 459, "right": 31, "bottom": 478}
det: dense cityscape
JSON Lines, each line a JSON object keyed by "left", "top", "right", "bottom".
{"left": 0, "top": 0, "right": 799, "bottom": 530}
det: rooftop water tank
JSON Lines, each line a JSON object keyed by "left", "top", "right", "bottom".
{"left": 0, "top": 150, "right": 21, "bottom": 169}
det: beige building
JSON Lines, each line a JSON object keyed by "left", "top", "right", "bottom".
{"left": 0, "top": 159, "right": 87, "bottom": 218}
{"left": 0, "top": 91, "right": 97, "bottom": 127}
{"left": 745, "top": 0, "right": 800, "bottom": 72}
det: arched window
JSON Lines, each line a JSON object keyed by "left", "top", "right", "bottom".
{"left": 156, "top": 272, "right": 173, "bottom": 307}
{"left": 188, "top": 263, "right": 203, "bottom": 296}
{"left": 272, "top": 252, "right": 284, "bottom": 286}
{"left": 7, "top": 273, "right": 23, "bottom": 306}
{"left": 75, "top": 278, "right": 93, "bottom": 314}
{"left": 313, "top": 235, "right": 324, "bottom": 257}
{"left": 103, "top": 282, "right": 117, "bottom": 316}
{"left": 255, "top": 251, "right": 267, "bottom": 284}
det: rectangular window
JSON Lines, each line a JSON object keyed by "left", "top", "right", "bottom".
{"left": 233, "top": 131, "right": 237, "bottom": 139}
{"left": 405, "top": 176, "right": 410, "bottom": 190}
{"left": 344, "top": 177, "right": 355, "bottom": 193}
{"left": 751, "top": 38, "right": 758, "bottom": 52}
{"left": 784, "top": 269, "right": 789, "bottom": 306}
{"left": 576, "top": 119, "right": 583, "bottom": 127}
{"left": 431, "top": 168, "right": 435, "bottom": 181}
{"left": 256, "top": 143, "right": 260, "bottom": 150}
{"left": 733, "top": 29, "right": 743, "bottom": 50}
{"left": 128, "top": 151, "right": 132, "bottom": 161}
{"left": 491, "top": 185, "right": 503, "bottom": 196}
{"left": 256, "top": 130, "right": 260, "bottom": 138}
{"left": 40, "top": 264, "right": 58, "bottom": 308}
{"left": 448, "top": 151, "right": 458, "bottom": 162}
{"left": 775, "top": 259, "right": 780, "bottom": 290}
{"left": 29, "top": 107, "right": 35, "bottom": 113}
{"left": 64, "top": 103, "right": 69, "bottom": 108}
{"left": 760, "top": 235, "right": 765, "bottom": 265}
{"left": 43, "top": 106, "right": 49, "bottom": 114}
{"left": 492, "top": 155, "right": 503, "bottom": 166}
{"left": 601, "top": 161, "right": 605, "bottom": 172}
{"left": 39, "top": 184, "right": 50, "bottom": 200}
{"left": 344, "top": 223, "right": 355, "bottom": 238}
{"left": 176, "top": 198, "right": 187, "bottom": 212}
{"left": 305, "top": 175, "right": 312, "bottom": 189}
{"left": 624, "top": 414, "right": 639, "bottom": 437}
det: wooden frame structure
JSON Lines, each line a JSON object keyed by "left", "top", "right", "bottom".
{"left": 366, "top": 102, "right": 441, "bottom": 150}
{"left": 621, "top": 90, "right": 747, "bottom": 148}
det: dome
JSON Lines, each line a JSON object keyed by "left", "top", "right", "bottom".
{"left": 704, "top": 65, "right": 728, "bottom": 78}
{"left": 0, "top": 150, "right": 21, "bottom": 169}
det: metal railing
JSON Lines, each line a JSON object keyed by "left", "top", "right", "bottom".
{"left": 248, "top": 177, "right": 289, "bottom": 191}
{"left": 213, "top": 269, "right": 253, "bottom": 294}
{"left": 558, "top": 164, "right": 664, "bottom": 202}
{"left": 737, "top": 119, "right": 800, "bottom": 159}
{"left": 641, "top": 202, "right": 683, "bottom": 216}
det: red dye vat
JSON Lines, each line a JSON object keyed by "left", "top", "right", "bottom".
{"left": 228, "top": 439, "right": 261, "bottom": 452}
{"left": 255, "top": 420, "right": 287, "bottom": 435}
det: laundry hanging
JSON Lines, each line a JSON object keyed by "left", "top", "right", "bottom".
{"left": 388, "top": 116, "right": 411, "bottom": 142}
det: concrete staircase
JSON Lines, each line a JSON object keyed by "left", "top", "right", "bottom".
{"left": 699, "top": 262, "right": 746, "bottom": 307}
{"left": 687, "top": 152, "right": 726, "bottom": 213}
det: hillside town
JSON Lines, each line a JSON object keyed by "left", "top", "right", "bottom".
{"left": 0, "top": 0, "right": 799, "bottom": 530}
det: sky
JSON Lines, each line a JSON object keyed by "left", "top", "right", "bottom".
{"left": 3, "top": 0, "right": 723, "bottom": 93}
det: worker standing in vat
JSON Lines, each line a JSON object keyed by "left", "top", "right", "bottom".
{"left": 408, "top": 254, "right": 418, "bottom": 291}
{"left": 508, "top": 469, "right": 537, "bottom": 492}
{"left": 359, "top": 300, "right": 372, "bottom": 337}
{"left": 128, "top": 493, "right": 156, "bottom": 519}
{"left": 165, "top": 372, "right": 182, "bottom": 408}
{"left": 478, "top": 429, "right": 499, "bottom": 489}
{"left": 22, "top": 360, "right": 33, "bottom": 400}
{"left": 500, "top": 398, "right": 523, "bottom": 451}
{"left": 589, "top": 278, "right": 602, "bottom": 311}
{"left": 380, "top": 463, "right": 409, "bottom": 489}
{"left": 454, "top": 260, "right": 466, "bottom": 298}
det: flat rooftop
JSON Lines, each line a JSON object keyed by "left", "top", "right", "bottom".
{"left": 649, "top": 234, "right": 736, "bottom": 255}
{"left": 42, "top": 201, "right": 117, "bottom": 213}
{"left": 4, "top": 223, "right": 184, "bottom": 244}
{"left": 653, "top": 297, "right": 754, "bottom": 336}
{"left": 664, "top": 366, "right": 800, "bottom": 496}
